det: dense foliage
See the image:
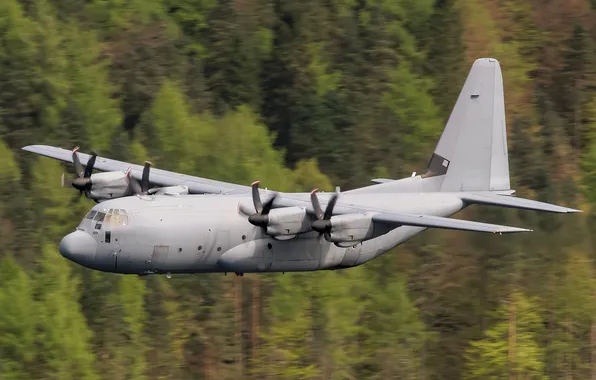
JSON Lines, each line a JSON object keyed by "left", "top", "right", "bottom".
{"left": 1, "top": 0, "right": 596, "bottom": 378}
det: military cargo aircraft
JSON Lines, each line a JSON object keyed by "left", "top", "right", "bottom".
{"left": 23, "top": 58, "right": 581, "bottom": 276}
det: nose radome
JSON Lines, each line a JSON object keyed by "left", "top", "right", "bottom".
{"left": 59, "top": 230, "right": 97, "bottom": 266}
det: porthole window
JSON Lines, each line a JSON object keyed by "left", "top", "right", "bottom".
{"left": 178, "top": 248, "right": 182, "bottom": 253}
{"left": 242, "top": 235, "right": 246, "bottom": 240}
{"left": 198, "top": 245, "right": 202, "bottom": 250}
{"left": 267, "top": 243, "right": 272, "bottom": 249}
{"left": 217, "top": 247, "right": 222, "bottom": 251}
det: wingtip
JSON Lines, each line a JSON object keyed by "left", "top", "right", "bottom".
{"left": 21, "top": 145, "right": 39, "bottom": 152}
{"left": 566, "top": 208, "right": 583, "bottom": 213}
{"left": 496, "top": 227, "right": 533, "bottom": 234}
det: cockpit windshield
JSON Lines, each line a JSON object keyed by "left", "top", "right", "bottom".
{"left": 81, "top": 208, "right": 128, "bottom": 228}
{"left": 105, "top": 208, "right": 128, "bottom": 226}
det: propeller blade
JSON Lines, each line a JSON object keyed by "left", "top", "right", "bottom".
{"left": 261, "top": 193, "right": 277, "bottom": 215}
{"left": 141, "top": 161, "right": 151, "bottom": 193}
{"left": 72, "top": 147, "right": 84, "bottom": 177}
{"left": 84, "top": 152, "right": 97, "bottom": 178}
{"left": 247, "top": 181, "right": 278, "bottom": 228}
{"left": 310, "top": 189, "right": 324, "bottom": 219}
{"left": 61, "top": 173, "right": 75, "bottom": 188}
{"left": 251, "top": 181, "right": 263, "bottom": 213}
{"left": 70, "top": 191, "right": 83, "bottom": 205}
{"left": 310, "top": 188, "right": 339, "bottom": 240}
{"left": 323, "top": 192, "right": 338, "bottom": 220}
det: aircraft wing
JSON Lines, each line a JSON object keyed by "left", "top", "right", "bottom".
{"left": 461, "top": 192, "right": 582, "bottom": 213}
{"left": 22, "top": 145, "right": 251, "bottom": 195}
{"left": 23, "top": 145, "right": 534, "bottom": 234}
{"left": 369, "top": 212, "right": 531, "bottom": 234}
{"left": 272, "top": 197, "right": 531, "bottom": 234}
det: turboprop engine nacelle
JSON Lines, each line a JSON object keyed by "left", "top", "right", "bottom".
{"left": 327, "top": 213, "right": 375, "bottom": 247}
{"left": 85, "top": 171, "right": 131, "bottom": 201}
{"left": 266, "top": 206, "right": 312, "bottom": 239}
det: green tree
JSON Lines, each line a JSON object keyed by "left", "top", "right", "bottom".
{"left": 0, "top": 255, "right": 36, "bottom": 380}
{"left": 34, "top": 244, "right": 99, "bottom": 380}
{"left": 465, "top": 291, "right": 546, "bottom": 380}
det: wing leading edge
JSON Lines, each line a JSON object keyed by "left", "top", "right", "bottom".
{"left": 370, "top": 212, "right": 531, "bottom": 234}
{"left": 22, "top": 145, "right": 250, "bottom": 195}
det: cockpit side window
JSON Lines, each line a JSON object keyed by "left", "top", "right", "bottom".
{"left": 94, "top": 212, "right": 106, "bottom": 222}
{"left": 86, "top": 210, "right": 97, "bottom": 220}
{"left": 94, "top": 211, "right": 106, "bottom": 230}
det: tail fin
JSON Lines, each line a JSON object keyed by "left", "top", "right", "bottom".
{"left": 424, "top": 58, "right": 510, "bottom": 192}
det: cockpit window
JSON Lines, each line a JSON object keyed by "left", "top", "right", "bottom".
{"left": 119, "top": 209, "right": 128, "bottom": 226}
{"left": 104, "top": 209, "right": 113, "bottom": 225}
{"left": 85, "top": 210, "right": 97, "bottom": 220}
{"left": 94, "top": 212, "right": 106, "bottom": 222}
{"left": 103, "top": 208, "right": 128, "bottom": 226}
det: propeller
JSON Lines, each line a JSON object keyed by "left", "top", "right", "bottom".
{"left": 129, "top": 161, "right": 152, "bottom": 195}
{"left": 247, "top": 181, "right": 278, "bottom": 228}
{"left": 310, "top": 188, "right": 339, "bottom": 241}
{"left": 67, "top": 147, "right": 97, "bottom": 197}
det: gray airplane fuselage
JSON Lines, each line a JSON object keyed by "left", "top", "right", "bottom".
{"left": 60, "top": 190, "right": 464, "bottom": 275}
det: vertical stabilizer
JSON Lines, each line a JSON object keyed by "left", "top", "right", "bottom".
{"left": 425, "top": 58, "right": 510, "bottom": 192}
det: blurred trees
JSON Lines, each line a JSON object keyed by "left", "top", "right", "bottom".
{"left": 0, "top": 0, "right": 596, "bottom": 379}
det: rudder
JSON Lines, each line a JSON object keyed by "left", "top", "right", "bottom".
{"left": 424, "top": 58, "right": 510, "bottom": 192}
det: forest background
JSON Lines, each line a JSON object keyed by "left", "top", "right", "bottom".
{"left": 2, "top": 0, "right": 596, "bottom": 379}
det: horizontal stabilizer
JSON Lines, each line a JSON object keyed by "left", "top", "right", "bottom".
{"left": 372, "top": 212, "right": 531, "bottom": 234}
{"left": 461, "top": 193, "right": 582, "bottom": 213}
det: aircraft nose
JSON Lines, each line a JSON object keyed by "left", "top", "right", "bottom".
{"left": 59, "top": 230, "right": 97, "bottom": 266}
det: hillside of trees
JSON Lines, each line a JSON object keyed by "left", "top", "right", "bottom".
{"left": 2, "top": 0, "right": 596, "bottom": 378}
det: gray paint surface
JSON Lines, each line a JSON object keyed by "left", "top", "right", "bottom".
{"left": 25, "top": 58, "right": 581, "bottom": 276}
